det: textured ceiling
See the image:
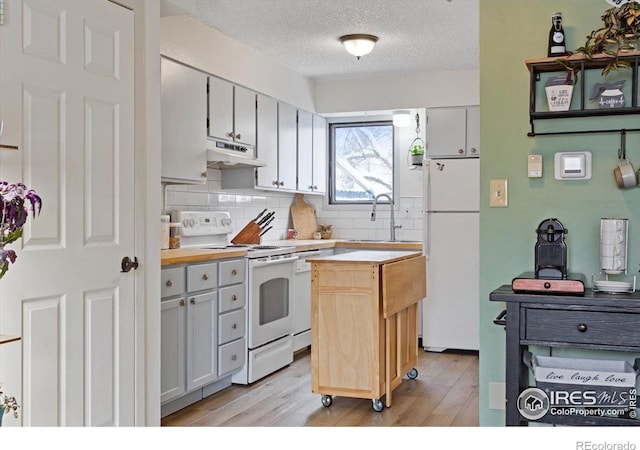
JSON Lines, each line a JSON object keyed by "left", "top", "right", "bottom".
{"left": 162, "top": 0, "right": 479, "bottom": 81}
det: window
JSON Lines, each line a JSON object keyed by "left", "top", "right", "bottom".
{"left": 329, "top": 121, "right": 394, "bottom": 204}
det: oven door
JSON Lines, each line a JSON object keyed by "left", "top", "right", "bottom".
{"left": 247, "top": 255, "right": 298, "bottom": 349}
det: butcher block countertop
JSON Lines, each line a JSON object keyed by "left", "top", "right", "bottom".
{"left": 161, "top": 240, "right": 422, "bottom": 266}
{"left": 267, "top": 239, "right": 422, "bottom": 251}
{"left": 161, "top": 247, "right": 247, "bottom": 266}
{"left": 306, "top": 249, "right": 422, "bottom": 264}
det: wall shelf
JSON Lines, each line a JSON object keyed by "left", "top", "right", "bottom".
{"left": 526, "top": 51, "right": 640, "bottom": 137}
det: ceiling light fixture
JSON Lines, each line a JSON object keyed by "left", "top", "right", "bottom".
{"left": 339, "top": 34, "right": 378, "bottom": 60}
{"left": 392, "top": 110, "right": 411, "bottom": 127}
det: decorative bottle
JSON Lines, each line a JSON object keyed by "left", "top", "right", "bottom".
{"left": 547, "top": 12, "right": 566, "bottom": 57}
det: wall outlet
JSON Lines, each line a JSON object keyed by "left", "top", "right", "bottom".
{"left": 489, "top": 179, "right": 508, "bottom": 207}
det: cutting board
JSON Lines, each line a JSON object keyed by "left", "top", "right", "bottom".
{"left": 290, "top": 193, "right": 318, "bottom": 239}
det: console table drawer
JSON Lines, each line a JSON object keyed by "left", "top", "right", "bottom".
{"left": 525, "top": 308, "right": 640, "bottom": 347}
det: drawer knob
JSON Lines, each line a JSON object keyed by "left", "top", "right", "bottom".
{"left": 231, "top": 269, "right": 237, "bottom": 276}
{"left": 166, "top": 279, "right": 173, "bottom": 287}
{"left": 202, "top": 273, "right": 209, "bottom": 281}
{"left": 544, "top": 282, "right": 551, "bottom": 289}
{"left": 231, "top": 354, "right": 237, "bottom": 361}
{"left": 180, "top": 299, "right": 185, "bottom": 306}
{"left": 577, "top": 323, "right": 588, "bottom": 332}
{"left": 232, "top": 294, "right": 237, "bottom": 301}
{"left": 190, "top": 298, "right": 196, "bottom": 305}
{"left": 232, "top": 323, "right": 237, "bottom": 329}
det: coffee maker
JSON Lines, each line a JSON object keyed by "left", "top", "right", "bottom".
{"left": 512, "top": 218, "right": 585, "bottom": 295}
{"left": 535, "top": 218, "right": 568, "bottom": 279}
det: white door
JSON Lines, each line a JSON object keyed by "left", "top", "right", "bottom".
{"left": 208, "top": 76, "right": 234, "bottom": 141}
{"left": 233, "top": 85, "right": 256, "bottom": 147}
{"left": 277, "top": 102, "right": 297, "bottom": 190}
{"left": 0, "top": 0, "right": 135, "bottom": 426}
{"left": 296, "top": 109, "right": 313, "bottom": 192}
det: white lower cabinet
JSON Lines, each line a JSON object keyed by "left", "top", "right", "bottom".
{"left": 186, "top": 291, "right": 217, "bottom": 391}
{"left": 161, "top": 257, "right": 246, "bottom": 417}
{"left": 161, "top": 297, "right": 186, "bottom": 404}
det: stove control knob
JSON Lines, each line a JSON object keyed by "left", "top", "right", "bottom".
{"left": 543, "top": 282, "right": 551, "bottom": 289}
{"left": 182, "top": 218, "right": 189, "bottom": 227}
{"left": 189, "top": 219, "right": 196, "bottom": 227}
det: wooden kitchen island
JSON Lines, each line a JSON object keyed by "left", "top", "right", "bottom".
{"left": 307, "top": 250, "right": 426, "bottom": 411}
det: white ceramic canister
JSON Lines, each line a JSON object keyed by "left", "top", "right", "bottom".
{"left": 161, "top": 215, "right": 170, "bottom": 249}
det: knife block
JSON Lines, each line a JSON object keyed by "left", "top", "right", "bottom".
{"left": 231, "top": 221, "right": 261, "bottom": 245}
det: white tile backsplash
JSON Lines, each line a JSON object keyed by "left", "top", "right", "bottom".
{"left": 164, "top": 168, "right": 424, "bottom": 243}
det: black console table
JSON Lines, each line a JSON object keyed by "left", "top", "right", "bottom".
{"left": 490, "top": 285, "right": 640, "bottom": 426}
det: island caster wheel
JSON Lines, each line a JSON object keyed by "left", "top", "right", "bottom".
{"left": 407, "top": 368, "right": 418, "bottom": 379}
{"left": 321, "top": 395, "right": 333, "bottom": 407}
{"left": 372, "top": 399, "right": 384, "bottom": 412}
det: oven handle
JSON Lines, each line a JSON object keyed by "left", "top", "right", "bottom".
{"left": 250, "top": 255, "right": 299, "bottom": 268}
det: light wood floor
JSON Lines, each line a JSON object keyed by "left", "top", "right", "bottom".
{"left": 161, "top": 348, "right": 479, "bottom": 427}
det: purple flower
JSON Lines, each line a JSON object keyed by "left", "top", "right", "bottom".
{"left": 0, "top": 181, "right": 42, "bottom": 280}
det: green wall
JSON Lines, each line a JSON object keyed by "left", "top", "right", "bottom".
{"left": 479, "top": 0, "right": 640, "bottom": 426}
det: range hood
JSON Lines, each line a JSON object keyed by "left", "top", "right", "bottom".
{"left": 206, "top": 140, "right": 266, "bottom": 168}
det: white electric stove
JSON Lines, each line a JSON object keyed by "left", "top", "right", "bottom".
{"left": 170, "top": 210, "right": 297, "bottom": 384}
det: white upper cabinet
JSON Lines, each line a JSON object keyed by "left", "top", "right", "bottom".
{"left": 298, "top": 111, "right": 326, "bottom": 194}
{"left": 312, "top": 115, "right": 327, "bottom": 194}
{"left": 277, "top": 102, "right": 298, "bottom": 190}
{"left": 161, "top": 57, "right": 208, "bottom": 184}
{"left": 208, "top": 76, "right": 256, "bottom": 147}
{"left": 426, "top": 106, "right": 480, "bottom": 158}
{"left": 256, "top": 94, "right": 279, "bottom": 188}
{"left": 256, "top": 98, "right": 297, "bottom": 191}
{"left": 297, "top": 109, "right": 313, "bottom": 193}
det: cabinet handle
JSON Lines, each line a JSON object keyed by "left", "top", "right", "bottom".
{"left": 180, "top": 299, "right": 185, "bottom": 306}
{"left": 190, "top": 298, "right": 196, "bottom": 305}
{"left": 232, "top": 323, "right": 237, "bottom": 329}
{"left": 458, "top": 148, "right": 464, "bottom": 154}
{"left": 231, "top": 354, "right": 237, "bottom": 361}
{"left": 231, "top": 294, "right": 237, "bottom": 301}
{"left": 313, "top": 185, "right": 318, "bottom": 190}
{"left": 226, "top": 131, "right": 234, "bottom": 138}
{"left": 272, "top": 180, "right": 279, "bottom": 186}
{"left": 202, "top": 171, "right": 208, "bottom": 178}
{"left": 470, "top": 147, "right": 477, "bottom": 154}
{"left": 166, "top": 279, "right": 173, "bottom": 287}
{"left": 279, "top": 181, "right": 284, "bottom": 186}
{"left": 308, "top": 185, "right": 313, "bottom": 190}
{"left": 202, "top": 273, "right": 209, "bottom": 281}
{"left": 235, "top": 133, "right": 241, "bottom": 140}
{"left": 231, "top": 269, "right": 237, "bottom": 276}
{"left": 577, "top": 323, "right": 588, "bottom": 332}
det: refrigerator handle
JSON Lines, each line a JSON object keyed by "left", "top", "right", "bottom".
{"left": 422, "top": 159, "right": 431, "bottom": 256}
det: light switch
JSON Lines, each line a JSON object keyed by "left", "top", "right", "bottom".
{"left": 489, "top": 179, "right": 508, "bottom": 207}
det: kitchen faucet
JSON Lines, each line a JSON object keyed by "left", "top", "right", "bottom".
{"left": 371, "top": 193, "right": 402, "bottom": 241}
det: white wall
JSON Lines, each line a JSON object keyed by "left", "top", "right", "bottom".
{"left": 160, "top": 15, "right": 316, "bottom": 111}
{"left": 314, "top": 69, "right": 480, "bottom": 113}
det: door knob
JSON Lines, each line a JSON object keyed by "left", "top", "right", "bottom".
{"left": 121, "top": 256, "right": 139, "bottom": 273}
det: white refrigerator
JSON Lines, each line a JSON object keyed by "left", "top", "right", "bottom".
{"left": 422, "top": 157, "right": 479, "bottom": 352}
